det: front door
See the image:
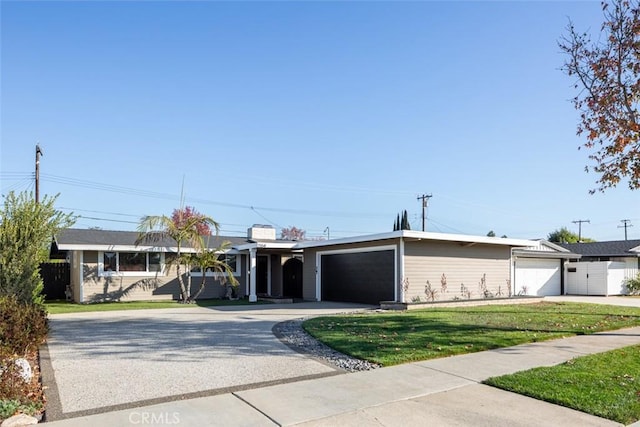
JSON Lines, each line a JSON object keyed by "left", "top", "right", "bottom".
{"left": 283, "top": 258, "right": 303, "bottom": 298}
{"left": 257, "top": 255, "right": 269, "bottom": 295}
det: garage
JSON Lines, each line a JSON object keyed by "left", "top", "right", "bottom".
{"left": 515, "top": 258, "right": 562, "bottom": 296}
{"left": 320, "top": 249, "right": 395, "bottom": 305}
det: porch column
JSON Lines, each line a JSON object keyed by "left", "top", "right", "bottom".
{"left": 249, "top": 248, "right": 257, "bottom": 302}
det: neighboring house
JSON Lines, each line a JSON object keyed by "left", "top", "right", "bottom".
{"left": 512, "top": 240, "right": 581, "bottom": 296}
{"left": 51, "top": 227, "right": 580, "bottom": 304}
{"left": 557, "top": 240, "right": 640, "bottom": 296}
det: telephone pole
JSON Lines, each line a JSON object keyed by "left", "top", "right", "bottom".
{"left": 417, "top": 194, "right": 432, "bottom": 232}
{"left": 619, "top": 219, "right": 633, "bottom": 241}
{"left": 572, "top": 219, "right": 590, "bottom": 242}
{"left": 35, "top": 144, "right": 43, "bottom": 204}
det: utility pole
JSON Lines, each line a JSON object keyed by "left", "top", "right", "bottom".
{"left": 618, "top": 219, "right": 633, "bottom": 241}
{"left": 572, "top": 219, "right": 590, "bottom": 242}
{"left": 417, "top": 194, "right": 432, "bottom": 232}
{"left": 35, "top": 144, "right": 43, "bottom": 204}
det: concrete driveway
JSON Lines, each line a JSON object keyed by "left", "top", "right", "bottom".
{"left": 43, "top": 302, "right": 373, "bottom": 420}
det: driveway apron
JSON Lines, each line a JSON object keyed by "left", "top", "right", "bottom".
{"left": 44, "top": 303, "right": 371, "bottom": 418}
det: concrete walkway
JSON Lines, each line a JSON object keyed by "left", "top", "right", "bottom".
{"left": 45, "top": 324, "right": 640, "bottom": 426}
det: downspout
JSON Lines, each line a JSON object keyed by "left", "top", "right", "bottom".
{"left": 399, "top": 237, "right": 405, "bottom": 303}
{"left": 510, "top": 248, "right": 515, "bottom": 298}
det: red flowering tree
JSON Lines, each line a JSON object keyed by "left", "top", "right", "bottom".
{"left": 171, "top": 206, "right": 212, "bottom": 236}
{"left": 280, "top": 226, "right": 306, "bottom": 240}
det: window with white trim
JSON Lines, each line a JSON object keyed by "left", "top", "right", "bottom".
{"left": 98, "top": 251, "right": 165, "bottom": 276}
{"left": 190, "top": 254, "right": 240, "bottom": 277}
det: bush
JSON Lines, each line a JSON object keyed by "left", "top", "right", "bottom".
{"left": 0, "top": 297, "right": 47, "bottom": 421}
{"left": 0, "top": 297, "right": 48, "bottom": 357}
{"left": 625, "top": 273, "right": 640, "bottom": 295}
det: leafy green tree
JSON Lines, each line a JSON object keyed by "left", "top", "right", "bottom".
{"left": 547, "top": 227, "right": 596, "bottom": 243}
{"left": 0, "top": 191, "right": 75, "bottom": 304}
{"left": 136, "top": 208, "right": 219, "bottom": 303}
{"left": 188, "top": 240, "right": 239, "bottom": 301}
{"left": 560, "top": 0, "right": 640, "bottom": 191}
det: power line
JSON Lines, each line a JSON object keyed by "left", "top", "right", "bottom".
{"left": 619, "top": 219, "right": 633, "bottom": 241}
{"left": 41, "top": 173, "right": 390, "bottom": 219}
{"left": 572, "top": 219, "right": 590, "bottom": 242}
{"left": 417, "top": 194, "right": 432, "bottom": 232}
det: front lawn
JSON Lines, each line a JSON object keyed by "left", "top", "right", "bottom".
{"left": 302, "top": 302, "right": 640, "bottom": 366}
{"left": 484, "top": 345, "right": 640, "bottom": 425}
{"left": 45, "top": 298, "right": 267, "bottom": 314}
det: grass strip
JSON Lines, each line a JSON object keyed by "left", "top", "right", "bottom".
{"left": 302, "top": 302, "right": 640, "bottom": 366}
{"left": 45, "top": 298, "right": 267, "bottom": 314}
{"left": 484, "top": 345, "right": 640, "bottom": 425}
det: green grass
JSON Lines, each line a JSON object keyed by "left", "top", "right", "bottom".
{"left": 45, "top": 298, "right": 268, "bottom": 314}
{"left": 302, "top": 302, "right": 640, "bottom": 366}
{"left": 484, "top": 345, "right": 640, "bottom": 425}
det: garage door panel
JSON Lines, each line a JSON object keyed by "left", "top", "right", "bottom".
{"left": 321, "top": 250, "right": 394, "bottom": 305}
{"left": 516, "top": 259, "right": 561, "bottom": 296}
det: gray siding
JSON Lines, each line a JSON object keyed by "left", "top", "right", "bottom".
{"left": 404, "top": 241, "right": 511, "bottom": 301}
{"left": 303, "top": 239, "right": 400, "bottom": 302}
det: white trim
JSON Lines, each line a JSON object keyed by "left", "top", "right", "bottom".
{"left": 399, "top": 238, "right": 405, "bottom": 303}
{"left": 57, "top": 243, "right": 192, "bottom": 253}
{"left": 235, "top": 241, "right": 298, "bottom": 251}
{"left": 296, "top": 230, "right": 534, "bottom": 250}
{"left": 97, "top": 251, "right": 166, "bottom": 277}
{"left": 249, "top": 248, "right": 257, "bottom": 302}
{"left": 189, "top": 254, "right": 241, "bottom": 277}
{"left": 315, "top": 244, "right": 398, "bottom": 302}
{"left": 78, "top": 250, "right": 84, "bottom": 303}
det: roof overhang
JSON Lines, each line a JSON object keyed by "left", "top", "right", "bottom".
{"left": 54, "top": 242, "right": 198, "bottom": 253}
{"left": 294, "top": 230, "right": 537, "bottom": 250}
{"left": 234, "top": 241, "right": 299, "bottom": 251}
{"left": 512, "top": 249, "right": 582, "bottom": 259}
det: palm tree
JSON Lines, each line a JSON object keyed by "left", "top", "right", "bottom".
{"left": 189, "top": 240, "right": 239, "bottom": 301}
{"left": 136, "top": 212, "right": 219, "bottom": 303}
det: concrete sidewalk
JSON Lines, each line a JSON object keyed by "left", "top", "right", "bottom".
{"left": 45, "top": 326, "right": 640, "bottom": 427}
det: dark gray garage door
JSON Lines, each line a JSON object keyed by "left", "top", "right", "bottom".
{"left": 321, "top": 250, "right": 395, "bottom": 305}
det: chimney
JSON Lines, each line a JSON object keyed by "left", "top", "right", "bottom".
{"left": 247, "top": 224, "right": 276, "bottom": 240}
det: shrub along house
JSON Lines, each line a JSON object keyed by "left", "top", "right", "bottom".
{"left": 51, "top": 227, "right": 580, "bottom": 304}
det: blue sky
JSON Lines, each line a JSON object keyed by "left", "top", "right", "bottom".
{"left": 1, "top": 1, "right": 637, "bottom": 241}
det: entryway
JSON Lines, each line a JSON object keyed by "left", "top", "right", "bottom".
{"left": 282, "top": 258, "right": 303, "bottom": 298}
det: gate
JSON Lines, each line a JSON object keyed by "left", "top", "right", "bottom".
{"left": 40, "top": 262, "right": 70, "bottom": 300}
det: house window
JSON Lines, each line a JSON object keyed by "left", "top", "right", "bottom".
{"left": 119, "top": 252, "right": 146, "bottom": 271}
{"left": 98, "top": 252, "right": 165, "bottom": 276}
{"left": 103, "top": 252, "right": 117, "bottom": 271}
{"left": 191, "top": 253, "right": 240, "bottom": 277}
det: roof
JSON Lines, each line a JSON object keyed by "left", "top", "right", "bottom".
{"left": 558, "top": 240, "right": 640, "bottom": 257}
{"left": 294, "top": 230, "right": 536, "bottom": 250}
{"left": 53, "top": 228, "right": 248, "bottom": 253}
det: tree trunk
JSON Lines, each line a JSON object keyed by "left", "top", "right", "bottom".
{"left": 190, "top": 276, "right": 208, "bottom": 302}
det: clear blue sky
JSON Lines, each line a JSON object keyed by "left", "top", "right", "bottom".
{"left": 1, "top": 1, "right": 637, "bottom": 241}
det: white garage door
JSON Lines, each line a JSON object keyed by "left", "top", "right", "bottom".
{"left": 515, "top": 258, "right": 561, "bottom": 296}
